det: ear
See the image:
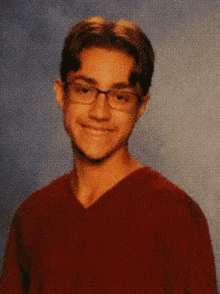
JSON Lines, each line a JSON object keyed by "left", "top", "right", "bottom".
{"left": 54, "top": 79, "right": 65, "bottom": 110}
{"left": 137, "top": 94, "right": 150, "bottom": 118}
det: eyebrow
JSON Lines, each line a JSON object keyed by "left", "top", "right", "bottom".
{"left": 71, "top": 75, "right": 134, "bottom": 91}
{"left": 72, "top": 75, "right": 97, "bottom": 85}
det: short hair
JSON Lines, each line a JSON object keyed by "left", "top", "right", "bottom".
{"left": 60, "top": 16, "right": 154, "bottom": 97}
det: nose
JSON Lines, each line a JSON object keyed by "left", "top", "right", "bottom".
{"left": 88, "top": 93, "right": 112, "bottom": 121}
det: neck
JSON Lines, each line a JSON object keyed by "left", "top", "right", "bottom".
{"left": 70, "top": 147, "right": 142, "bottom": 208}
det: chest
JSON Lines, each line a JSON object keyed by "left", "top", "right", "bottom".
{"left": 27, "top": 203, "right": 164, "bottom": 293}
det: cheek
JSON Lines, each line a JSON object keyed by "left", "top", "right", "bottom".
{"left": 116, "top": 113, "right": 138, "bottom": 136}
{"left": 62, "top": 107, "right": 78, "bottom": 137}
{"left": 118, "top": 109, "right": 139, "bottom": 125}
{"left": 63, "top": 104, "right": 84, "bottom": 125}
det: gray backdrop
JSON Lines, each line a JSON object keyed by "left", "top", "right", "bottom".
{"left": 1, "top": 0, "right": 220, "bottom": 290}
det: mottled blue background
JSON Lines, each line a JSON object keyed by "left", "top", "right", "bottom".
{"left": 1, "top": 0, "right": 220, "bottom": 289}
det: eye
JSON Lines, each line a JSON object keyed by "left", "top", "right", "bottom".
{"left": 116, "top": 94, "right": 127, "bottom": 100}
{"left": 115, "top": 92, "right": 134, "bottom": 103}
{"left": 72, "top": 83, "right": 92, "bottom": 95}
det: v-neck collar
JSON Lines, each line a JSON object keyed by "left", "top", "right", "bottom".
{"left": 66, "top": 166, "right": 150, "bottom": 212}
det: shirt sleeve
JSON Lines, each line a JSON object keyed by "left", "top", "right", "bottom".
{"left": 154, "top": 195, "right": 217, "bottom": 293}
{"left": 187, "top": 211, "right": 217, "bottom": 293}
{"left": 0, "top": 217, "right": 30, "bottom": 294}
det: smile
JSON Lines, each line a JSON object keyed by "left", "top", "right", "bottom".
{"left": 81, "top": 124, "right": 114, "bottom": 134}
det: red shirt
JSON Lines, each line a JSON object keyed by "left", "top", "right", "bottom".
{"left": 0, "top": 167, "right": 217, "bottom": 293}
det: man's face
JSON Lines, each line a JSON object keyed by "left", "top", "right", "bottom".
{"left": 55, "top": 47, "right": 149, "bottom": 162}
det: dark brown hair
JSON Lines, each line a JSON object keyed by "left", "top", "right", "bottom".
{"left": 60, "top": 16, "right": 154, "bottom": 96}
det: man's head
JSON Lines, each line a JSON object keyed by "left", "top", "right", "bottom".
{"left": 55, "top": 17, "right": 154, "bottom": 162}
{"left": 60, "top": 16, "right": 154, "bottom": 98}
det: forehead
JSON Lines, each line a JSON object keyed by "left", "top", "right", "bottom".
{"left": 70, "top": 47, "right": 135, "bottom": 89}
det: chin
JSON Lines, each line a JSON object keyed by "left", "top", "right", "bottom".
{"left": 72, "top": 141, "right": 126, "bottom": 164}
{"left": 72, "top": 142, "right": 112, "bottom": 164}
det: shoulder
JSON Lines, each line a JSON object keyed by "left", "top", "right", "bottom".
{"left": 9, "top": 173, "right": 74, "bottom": 249}
{"left": 138, "top": 167, "right": 205, "bottom": 223}
{"left": 135, "top": 167, "right": 211, "bottom": 246}
{"left": 15, "top": 173, "right": 72, "bottom": 220}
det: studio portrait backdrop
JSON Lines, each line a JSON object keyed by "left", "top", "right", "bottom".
{"left": 1, "top": 0, "right": 220, "bottom": 290}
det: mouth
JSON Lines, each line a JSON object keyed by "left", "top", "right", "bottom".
{"left": 81, "top": 124, "right": 114, "bottom": 134}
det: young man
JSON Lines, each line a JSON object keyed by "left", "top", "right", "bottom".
{"left": 0, "top": 17, "right": 217, "bottom": 293}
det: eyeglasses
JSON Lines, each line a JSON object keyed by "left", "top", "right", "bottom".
{"left": 67, "top": 81, "right": 142, "bottom": 112}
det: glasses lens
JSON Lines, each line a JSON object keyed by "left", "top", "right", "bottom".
{"left": 109, "top": 91, "right": 138, "bottom": 110}
{"left": 69, "top": 82, "right": 96, "bottom": 104}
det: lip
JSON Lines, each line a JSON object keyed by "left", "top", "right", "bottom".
{"left": 81, "top": 124, "right": 114, "bottom": 133}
